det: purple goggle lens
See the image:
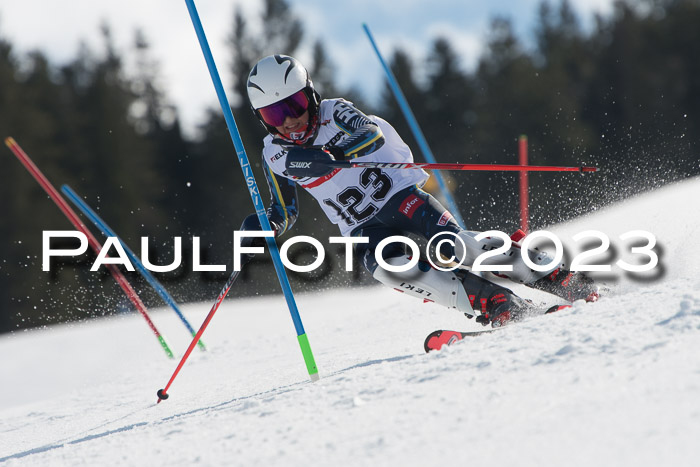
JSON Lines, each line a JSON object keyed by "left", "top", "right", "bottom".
{"left": 258, "top": 90, "right": 309, "bottom": 127}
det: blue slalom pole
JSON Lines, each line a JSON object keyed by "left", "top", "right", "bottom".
{"left": 183, "top": 0, "right": 318, "bottom": 381}
{"left": 61, "top": 184, "right": 206, "bottom": 351}
{"left": 363, "top": 23, "right": 466, "bottom": 228}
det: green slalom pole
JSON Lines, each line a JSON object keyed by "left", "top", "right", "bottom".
{"left": 183, "top": 0, "right": 318, "bottom": 381}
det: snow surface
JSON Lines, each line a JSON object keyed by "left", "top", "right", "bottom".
{"left": 2, "top": 177, "right": 700, "bottom": 466}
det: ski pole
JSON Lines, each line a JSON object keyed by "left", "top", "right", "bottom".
{"left": 61, "top": 184, "right": 206, "bottom": 351}
{"left": 182, "top": 0, "right": 318, "bottom": 381}
{"left": 324, "top": 159, "right": 599, "bottom": 172}
{"left": 4, "top": 137, "right": 174, "bottom": 358}
{"left": 363, "top": 23, "right": 466, "bottom": 228}
{"left": 518, "top": 135, "right": 530, "bottom": 233}
{"left": 156, "top": 269, "right": 241, "bottom": 403}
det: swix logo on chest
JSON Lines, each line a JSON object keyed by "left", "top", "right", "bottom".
{"left": 289, "top": 161, "right": 312, "bottom": 169}
{"left": 399, "top": 195, "right": 424, "bottom": 219}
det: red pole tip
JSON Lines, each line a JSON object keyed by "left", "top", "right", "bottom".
{"left": 580, "top": 166, "right": 599, "bottom": 173}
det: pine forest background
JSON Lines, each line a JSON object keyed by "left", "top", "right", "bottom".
{"left": 1, "top": 0, "right": 699, "bottom": 333}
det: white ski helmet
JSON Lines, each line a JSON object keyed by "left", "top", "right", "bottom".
{"left": 247, "top": 54, "right": 321, "bottom": 143}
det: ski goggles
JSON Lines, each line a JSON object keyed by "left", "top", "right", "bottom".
{"left": 258, "top": 90, "right": 309, "bottom": 127}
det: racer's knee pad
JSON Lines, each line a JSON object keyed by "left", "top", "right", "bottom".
{"left": 372, "top": 255, "right": 475, "bottom": 317}
{"left": 454, "top": 230, "right": 562, "bottom": 284}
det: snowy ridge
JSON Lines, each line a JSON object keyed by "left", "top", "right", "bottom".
{"left": 1, "top": 177, "right": 700, "bottom": 466}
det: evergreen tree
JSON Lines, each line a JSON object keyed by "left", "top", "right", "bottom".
{"left": 424, "top": 38, "right": 475, "bottom": 155}
{"left": 380, "top": 49, "right": 424, "bottom": 154}
{"left": 0, "top": 28, "right": 22, "bottom": 332}
{"left": 308, "top": 40, "right": 339, "bottom": 100}
{"left": 131, "top": 29, "right": 193, "bottom": 234}
{"left": 4, "top": 0, "right": 700, "bottom": 332}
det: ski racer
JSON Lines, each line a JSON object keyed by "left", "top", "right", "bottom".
{"left": 239, "top": 54, "right": 598, "bottom": 327}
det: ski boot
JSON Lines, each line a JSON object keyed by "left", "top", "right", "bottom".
{"left": 530, "top": 267, "right": 599, "bottom": 303}
{"left": 467, "top": 283, "right": 535, "bottom": 328}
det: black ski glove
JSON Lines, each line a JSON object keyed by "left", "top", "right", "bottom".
{"left": 324, "top": 145, "right": 345, "bottom": 161}
{"left": 238, "top": 214, "right": 280, "bottom": 265}
{"left": 285, "top": 147, "right": 338, "bottom": 178}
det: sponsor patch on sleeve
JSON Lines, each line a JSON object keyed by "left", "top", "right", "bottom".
{"left": 437, "top": 211, "right": 454, "bottom": 226}
{"left": 399, "top": 195, "right": 425, "bottom": 219}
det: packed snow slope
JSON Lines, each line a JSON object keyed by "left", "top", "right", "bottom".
{"left": 1, "top": 176, "right": 700, "bottom": 467}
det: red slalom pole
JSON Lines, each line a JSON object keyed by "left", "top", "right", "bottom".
{"left": 156, "top": 269, "right": 241, "bottom": 403}
{"left": 518, "top": 135, "right": 530, "bottom": 233}
{"left": 4, "top": 137, "right": 174, "bottom": 358}
{"left": 327, "top": 160, "right": 599, "bottom": 172}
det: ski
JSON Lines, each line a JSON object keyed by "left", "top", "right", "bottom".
{"left": 424, "top": 329, "right": 499, "bottom": 352}
{"left": 424, "top": 304, "right": 575, "bottom": 352}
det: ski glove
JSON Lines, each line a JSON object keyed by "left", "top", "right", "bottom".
{"left": 238, "top": 214, "right": 280, "bottom": 265}
{"left": 324, "top": 145, "right": 345, "bottom": 161}
{"left": 285, "top": 147, "right": 338, "bottom": 178}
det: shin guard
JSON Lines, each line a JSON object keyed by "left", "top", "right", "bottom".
{"left": 454, "top": 230, "right": 562, "bottom": 284}
{"left": 372, "top": 255, "right": 476, "bottom": 317}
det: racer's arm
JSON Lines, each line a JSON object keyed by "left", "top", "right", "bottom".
{"left": 263, "top": 158, "right": 298, "bottom": 236}
{"left": 326, "top": 101, "right": 385, "bottom": 160}
{"left": 237, "top": 158, "right": 298, "bottom": 265}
